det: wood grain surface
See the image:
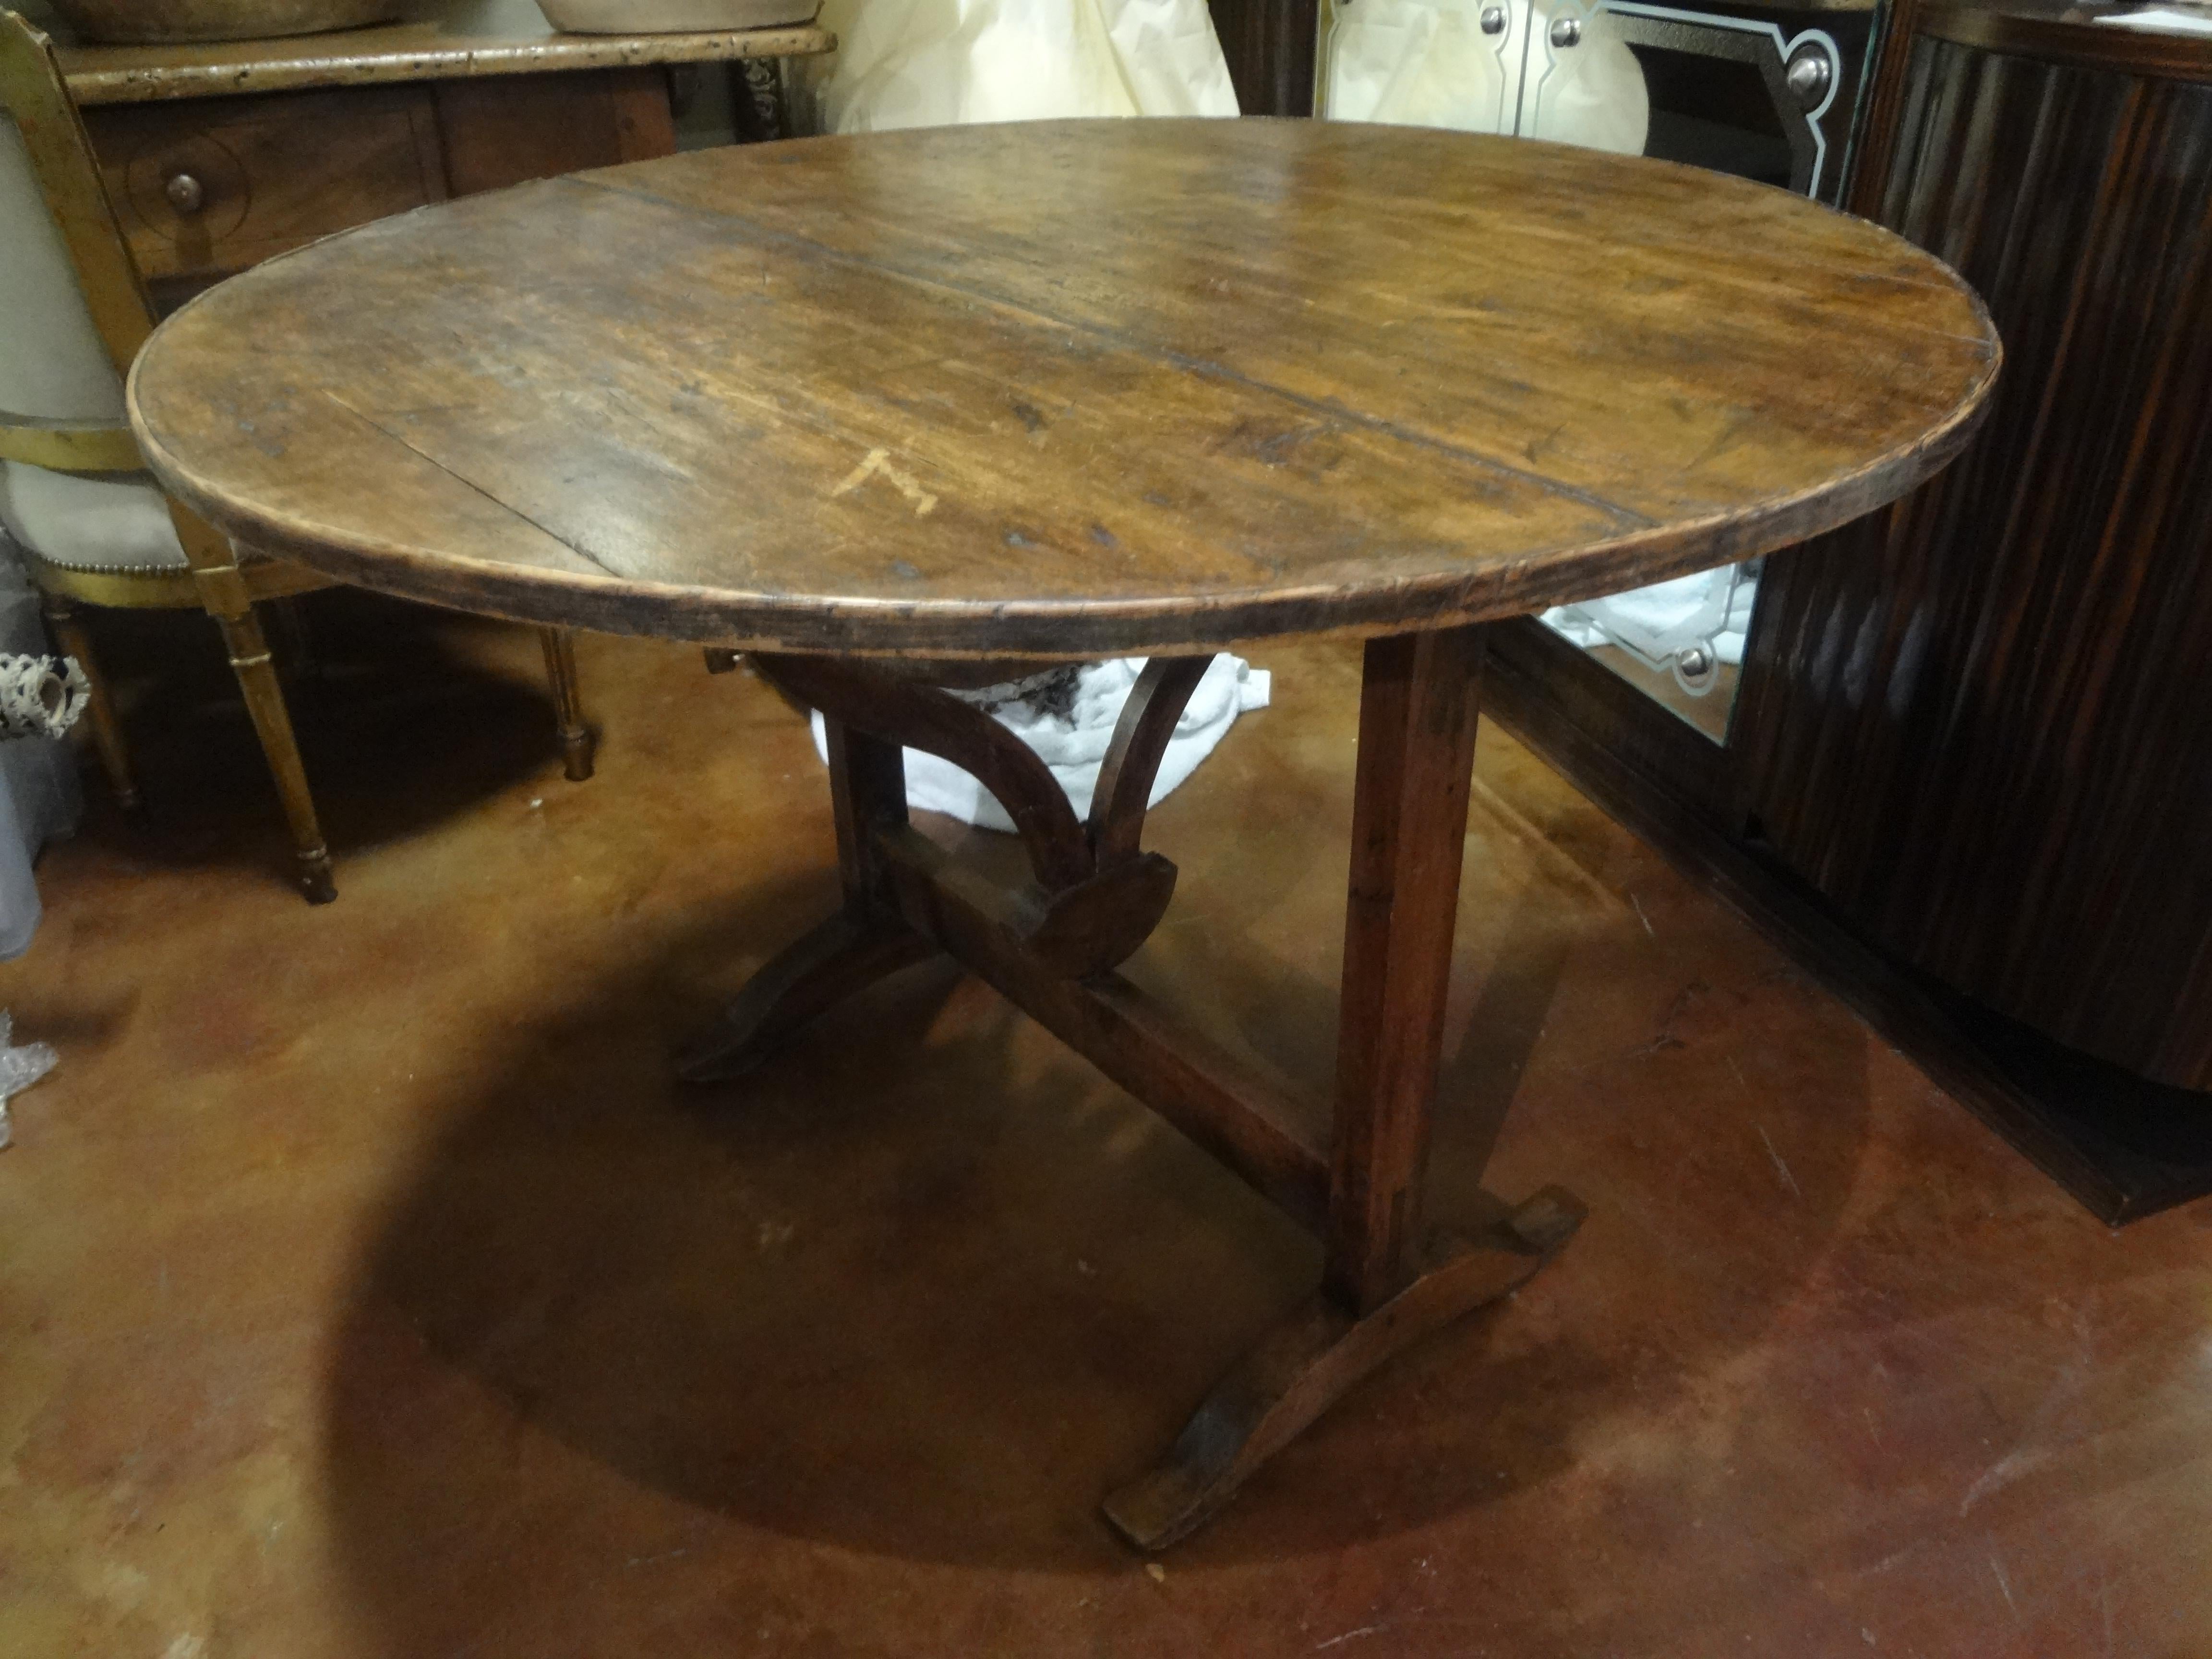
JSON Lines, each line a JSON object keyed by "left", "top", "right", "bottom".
{"left": 129, "top": 119, "right": 2000, "bottom": 660}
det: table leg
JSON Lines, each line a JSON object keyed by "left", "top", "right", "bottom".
{"left": 1100, "top": 625, "right": 1586, "bottom": 1550}
{"left": 1331, "top": 624, "right": 1495, "bottom": 1311}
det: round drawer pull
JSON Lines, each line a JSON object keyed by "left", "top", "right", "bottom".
{"left": 164, "top": 171, "right": 206, "bottom": 215}
{"left": 1674, "top": 646, "right": 1719, "bottom": 691}
{"left": 1480, "top": 5, "right": 1506, "bottom": 33}
{"left": 1786, "top": 45, "right": 1834, "bottom": 110}
{"left": 1549, "top": 14, "right": 1581, "bottom": 48}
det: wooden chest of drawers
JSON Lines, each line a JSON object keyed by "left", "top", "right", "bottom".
{"left": 55, "top": 14, "right": 833, "bottom": 310}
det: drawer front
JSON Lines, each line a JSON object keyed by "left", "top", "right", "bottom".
{"left": 432, "top": 67, "right": 677, "bottom": 196}
{"left": 85, "top": 85, "right": 446, "bottom": 288}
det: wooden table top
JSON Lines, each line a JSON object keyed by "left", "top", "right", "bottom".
{"left": 130, "top": 120, "right": 2000, "bottom": 661}
{"left": 57, "top": 19, "right": 835, "bottom": 105}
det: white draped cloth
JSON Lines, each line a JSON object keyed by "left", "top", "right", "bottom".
{"left": 812, "top": 656, "right": 1271, "bottom": 831}
{"left": 799, "top": 0, "right": 1239, "bottom": 131}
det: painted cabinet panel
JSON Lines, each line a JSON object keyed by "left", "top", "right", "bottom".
{"left": 1321, "top": 0, "right": 1648, "bottom": 152}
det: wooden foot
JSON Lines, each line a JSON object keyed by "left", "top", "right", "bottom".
{"left": 538, "top": 626, "right": 595, "bottom": 782}
{"left": 1102, "top": 1185, "right": 1586, "bottom": 1552}
{"left": 295, "top": 845, "right": 337, "bottom": 906}
{"left": 208, "top": 606, "right": 337, "bottom": 904}
{"left": 676, "top": 909, "right": 937, "bottom": 1082}
{"left": 561, "top": 728, "right": 596, "bottom": 783}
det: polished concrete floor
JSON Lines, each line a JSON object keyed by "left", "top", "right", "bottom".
{"left": 3, "top": 598, "right": 2208, "bottom": 1658}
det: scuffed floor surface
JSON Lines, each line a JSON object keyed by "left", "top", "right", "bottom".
{"left": 2, "top": 598, "right": 2208, "bottom": 1658}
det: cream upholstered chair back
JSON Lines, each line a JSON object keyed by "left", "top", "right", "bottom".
{"left": 0, "top": 109, "right": 188, "bottom": 576}
{"left": 0, "top": 116, "right": 115, "bottom": 422}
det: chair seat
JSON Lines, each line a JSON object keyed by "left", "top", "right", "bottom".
{"left": 0, "top": 463, "right": 187, "bottom": 573}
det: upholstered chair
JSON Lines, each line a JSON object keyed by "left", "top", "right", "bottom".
{"left": 0, "top": 8, "right": 593, "bottom": 902}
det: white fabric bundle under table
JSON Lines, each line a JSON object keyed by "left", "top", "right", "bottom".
{"left": 811, "top": 655, "right": 1270, "bottom": 831}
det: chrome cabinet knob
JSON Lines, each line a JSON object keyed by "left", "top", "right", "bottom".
{"left": 1479, "top": 5, "right": 1506, "bottom": 33}
{"left": 1548, "top": 14, "right": 1581, "bottom": 48}
{"left": 1785, "top": 45, "right": 1833, "bottom": 110}
{"left": 164, "top": 171, "right": 204, "bottom": 214}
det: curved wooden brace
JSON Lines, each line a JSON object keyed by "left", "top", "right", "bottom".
{"left": 675, "top": 908, "right": 938, "bottom": 1082}
{"left": 753, "top": 652, "right": 1095, "bottom": 893}
{"left": 1102, "top": 1186, "right": 1586, "bottom": 1551}
{"left": 1089, "top": 655, "right": 1216, "bottom": 867}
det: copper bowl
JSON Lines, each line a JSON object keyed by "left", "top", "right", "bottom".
{"left": 47, "top": 0, "right": 400, "bottom": 44}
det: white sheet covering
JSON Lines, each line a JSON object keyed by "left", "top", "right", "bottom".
{"left": 799, "top": 0, "right": 1239, "bottom": 131}
{"left": 811, "top": 654, "right": 1269, "bottom": 830}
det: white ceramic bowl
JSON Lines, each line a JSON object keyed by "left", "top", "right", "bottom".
{"left": 536, "top": 0, "right": 821, "bottom": 30}
{"left": 47, "top": 0, "right": 398, "bottom": 44}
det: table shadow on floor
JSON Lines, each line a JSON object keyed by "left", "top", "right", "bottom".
{"left": 321, "top": 845, "right": 1874, "bottom": 1638}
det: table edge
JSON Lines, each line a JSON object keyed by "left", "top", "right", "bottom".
{"left": 125, "top": 125, "right": 2006, "bottom": 661}
{"left": 134, "top": 358, "right": 2000, "bottom": 661}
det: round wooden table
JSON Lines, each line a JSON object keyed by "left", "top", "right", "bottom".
{"left": 129, "top": 119, "right": 1998, "bottom": 1550}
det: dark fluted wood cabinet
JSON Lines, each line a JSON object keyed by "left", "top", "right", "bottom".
{"left": 1484, "top": 0, "right": 2212, "bottom": 1214}
{"left": 1736, "top": 1, "right": 2212, "bottom": 1089}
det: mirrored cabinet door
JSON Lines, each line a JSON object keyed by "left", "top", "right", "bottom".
{"left": 1537, "top": 560, "right": 1758, "bottom": 743}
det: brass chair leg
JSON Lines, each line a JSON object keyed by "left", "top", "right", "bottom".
{"left": 209, "top": 606, "right": 336, "bottom": 904}
{"left": 40, "top": 593, "right": 139, "bottom": 811}
{"left": 538, "top": 625, "right": 595, "bottom": 782}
